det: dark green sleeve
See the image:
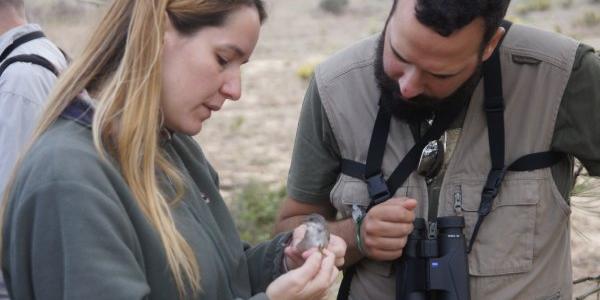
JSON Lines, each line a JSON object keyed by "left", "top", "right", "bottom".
{"left": 287, "top": 77, "right": 342, "bottom": 204}
{"left": 2, "top": 181, "right": 149, "bottom": 300}
{"left": 552, "top": 44, "right": 600, "bottom": 176}
{"left": 243, "top": 231, "right": 292, "bottom": 296}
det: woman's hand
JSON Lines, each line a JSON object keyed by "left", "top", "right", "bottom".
{"left": 266, "top": 250, "right": 339, "bottom": 300}
{"left": 284, "top": 225, "right": 347, "bottom": 270}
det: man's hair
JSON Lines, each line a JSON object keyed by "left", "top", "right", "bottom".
{"left": 391, "top": 0, "right": 511, "bottom": 43}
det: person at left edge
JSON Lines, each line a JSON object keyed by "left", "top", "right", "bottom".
{"left": 0, "top": 1, "right": 68, "bottom": 298}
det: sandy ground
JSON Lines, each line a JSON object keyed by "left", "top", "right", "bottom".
{"left": 34, "top": 0, "right": 600, "bottom": 298}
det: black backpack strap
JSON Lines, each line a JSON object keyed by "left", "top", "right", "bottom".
{"left": 0, "top": 31, "right": 46, "bottom": 62}
{"left": 0, "top": 54, "right": 59, "bottom": 77}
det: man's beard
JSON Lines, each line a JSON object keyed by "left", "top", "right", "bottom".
{"left": 373, "top": 33, "right": 482, "bottom": 124}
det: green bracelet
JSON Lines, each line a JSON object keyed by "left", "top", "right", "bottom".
{"left": 355, "top": 215, "right": 367, "bottom": 256}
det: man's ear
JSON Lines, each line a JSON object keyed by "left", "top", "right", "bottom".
{"left": 482, "top": 26, "right": 506, "bottom": 62}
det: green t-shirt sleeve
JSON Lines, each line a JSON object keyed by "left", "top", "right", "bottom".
{"left": 287, "top": 76, "right": 342, "bottom": 204}
{"left": 552, "top": 44, "right": 600, "bottom": 176}
{"left": 3, "top": 181, "right": 150, "bottom": 300}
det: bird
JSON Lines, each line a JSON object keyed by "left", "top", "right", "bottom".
{"left": 295, "top": 213, "right": 330, "bottom": 253}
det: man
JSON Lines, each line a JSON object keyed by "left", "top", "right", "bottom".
{"left": 0, "top": 1, "right": 67, "bottom": 298}
{"left": 275, "top": 0, "right": 600, "bottom": 299}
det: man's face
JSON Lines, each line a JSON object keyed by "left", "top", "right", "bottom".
{"left": 376, "top": 0, "right": 495, "bottom": 112}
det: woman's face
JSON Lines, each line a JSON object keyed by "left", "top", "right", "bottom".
{"left": 161, "top": 6, "right": 261, "bottom": 135}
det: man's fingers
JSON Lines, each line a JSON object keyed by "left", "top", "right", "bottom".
{"left": 370, "top": 200, "right": 416, "bottom": 223}
{"left": 363, "top": 235, "right": 407, "bottom": 252}
{"left": 400, "top": 198, "right": 418, "bottom": 210}
{"left": 367, "top": 248, "right": 404, "bottom": 261}
{"left": 362, "top": 219, "right": 414, "bottom": 238}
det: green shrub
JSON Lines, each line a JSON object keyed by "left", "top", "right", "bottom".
{"left": 232, "top": 182, "right": 286, "bottom": 245}
{"left": 319, "top": 0, "right": 349, "bottom": 14}
{"left": 296, "top": 61, "right": 317, "bottom": 80}
{"left": 560, "top": 0, "right": 574, "bottom": 8}
{"left": 577, "top": 11, "right": 600, "bottom": 27}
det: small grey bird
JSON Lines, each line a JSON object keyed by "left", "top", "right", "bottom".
{"left": 295, "top": 213, "right": 330, "bottom": 253}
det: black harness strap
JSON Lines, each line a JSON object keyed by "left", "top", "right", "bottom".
{"left": 364, "top": 96, "right": 394, "bottom": 203}
{"left": 467, "top": 35, "right": 507, "bottom": 254}
{"left": 466, "top": 21, "right": 565, "bottom": 253}
{"left": 382, "top": 102, "right": 463, "bottom": 207}
{"left": 0, "top": 31, "right": 61, "bottom": 78}
{"left": 0, "top": 54, "right": 58, "bottom": 77}
{"left": 0, "top": 31, "right": 45, "bottom": 62}
{"left": 341, "top": 93, "right": 465, "bottom": 212}
{"left": 508, "top": 151, "right": 565, "bottom": 172}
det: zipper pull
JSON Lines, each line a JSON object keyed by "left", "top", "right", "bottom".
{"left": 453, "top": 185, "right": 463, "bottom": 214}
{"left": 428, "top": 221, "right": 438, "bottom": 239}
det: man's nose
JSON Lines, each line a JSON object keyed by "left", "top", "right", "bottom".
{"left": 397, "top": 67, "right": 424, "bottom": 99}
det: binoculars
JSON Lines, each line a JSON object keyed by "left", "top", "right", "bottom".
{"left": 396, "top": 216, "right": 470, "bottom": 300}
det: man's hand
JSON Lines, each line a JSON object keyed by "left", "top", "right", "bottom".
{"left": 359, "top": 198, "right": 417, "bottom": 261}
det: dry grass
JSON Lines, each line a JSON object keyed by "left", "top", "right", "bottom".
{"left": 516, "top": 0, "right": 552, "bottom": 15}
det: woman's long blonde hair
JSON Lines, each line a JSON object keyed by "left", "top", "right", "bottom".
{"left": 1, "top": 0, "right": 265, "bottom": 297}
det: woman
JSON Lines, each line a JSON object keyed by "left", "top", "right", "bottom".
{"left": 0, "top": 0, "right": 345, "bottom": 299}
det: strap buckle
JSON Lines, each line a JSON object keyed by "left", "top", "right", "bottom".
{"left": 484, "top": 97, "right": 504, "bottom": 113}
{"left": 479, "top": 168, "right": 506, "bottom": 216}
{"left": 366, "top": 173, "right": 391, "bottom": 203}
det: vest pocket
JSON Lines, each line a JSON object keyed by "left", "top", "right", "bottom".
{"left": 330, "top": 174, "right": 411, "bottom": 218}
{"left": 455, "top": 179, "right": 540, "bottom": 276}
{"left": 330, "top": 174, "right": 371, "bottom": 217}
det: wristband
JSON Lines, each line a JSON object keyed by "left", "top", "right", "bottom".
{"left": 352, "top": 204, "right": 367, "bottom": 256}
{"left": 355, "top": 215, "right": 367, "bottom": 256}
